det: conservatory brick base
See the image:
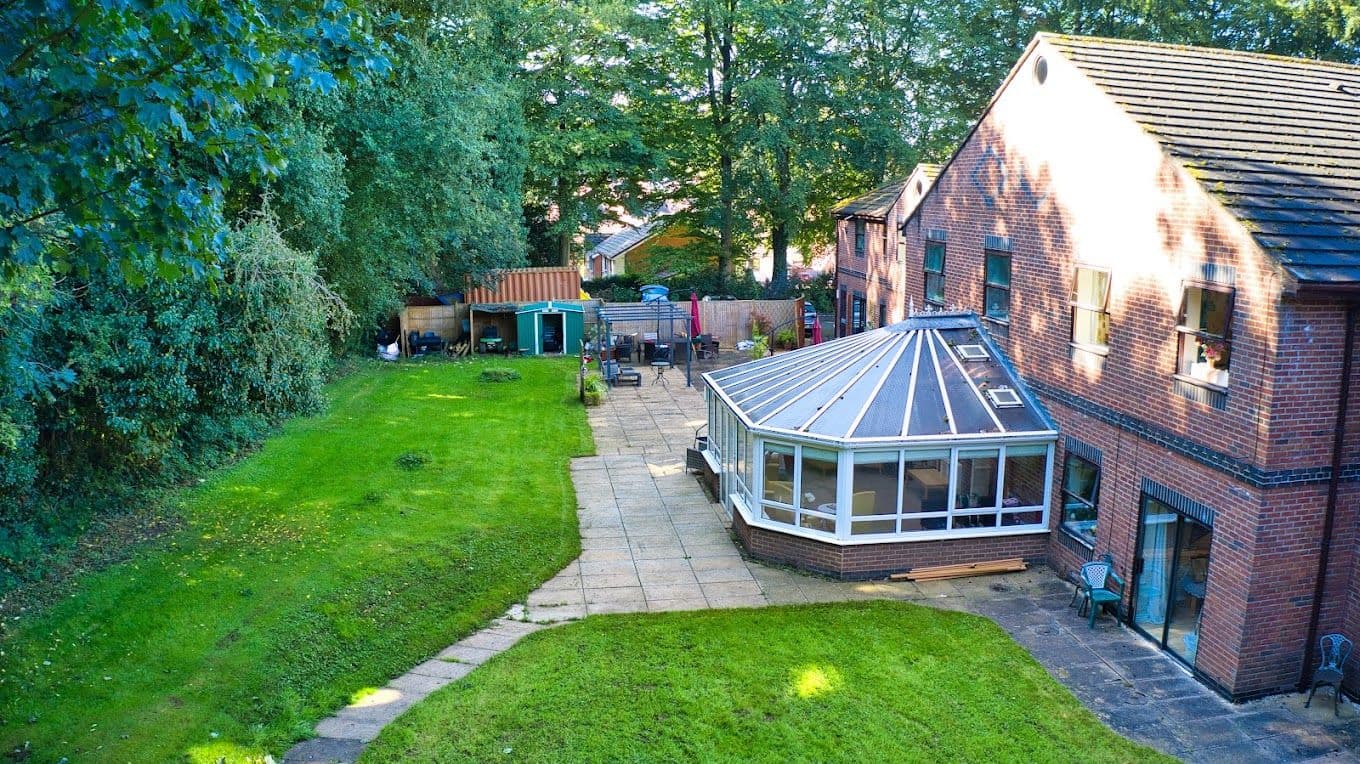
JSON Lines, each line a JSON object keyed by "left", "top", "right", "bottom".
{"left": 732, "top": 511, "right": 1050, "bottom": 580}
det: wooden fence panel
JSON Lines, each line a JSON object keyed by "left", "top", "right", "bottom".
{"left": 697, "top": 299, "right": 800, "bottom": 344}
{"left": 594, "top": 299, "right": 801, "bottom": 346}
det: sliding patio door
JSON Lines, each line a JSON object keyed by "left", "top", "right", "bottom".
{"left": 1131, "top": 494, "right": 1212, "bottom": 666}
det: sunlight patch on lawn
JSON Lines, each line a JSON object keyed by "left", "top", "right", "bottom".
{"left": 350, "top": 687, "right": 406, "bottom": 708}
{"left": 789, "top": 664, "right": 842, "bottom": 699}
{"left": 424, "top": 393, "right": 467, "bottom": 401}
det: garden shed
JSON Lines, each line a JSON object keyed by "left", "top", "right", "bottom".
{"left": 516, "top": 300, "right": 585, "bottom": 355}
{"left": 703, "top": 311, "right": 1058, "bottom": 579}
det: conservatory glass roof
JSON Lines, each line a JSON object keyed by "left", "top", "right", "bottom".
{"left": 704, "top": 312, "right": 1055, "bottom": 441}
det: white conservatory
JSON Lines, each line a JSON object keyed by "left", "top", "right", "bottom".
{"left": 702, "top": 312, "right": 1058, "bottom": 578}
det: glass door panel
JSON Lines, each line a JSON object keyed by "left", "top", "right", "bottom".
{"left": 1166, "top": 520, "right": 1211, "bottom": 664}
{"left": 1132, "top": 494, "right": 1213, "bottom": 668}
{"left": 1133, "top": 503, "right": 1176, "bottom": 634}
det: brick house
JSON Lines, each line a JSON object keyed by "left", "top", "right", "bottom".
{"left": 832, "top": 164, "right": 938, "bottom": 337}
{"left": 897, "top": 34, "right": 1360, "bottom": 701}
{"left": 584, "top": 220, "right": 696, "bottom": 278}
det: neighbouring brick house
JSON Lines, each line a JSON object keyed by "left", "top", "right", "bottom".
{"left": 584, "top": 219, "right": 696, "bottom": 279}
{"left": 895, "top": 34, "right": 1360, "bottom": 701}
{"left": 832, "top": 164, "right": 938, "bottom": 337}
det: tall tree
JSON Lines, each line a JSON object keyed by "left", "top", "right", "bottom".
{"left": 518, "top": 0, "right": 665, "bottom": 267}
{"left": 0, "top": 0, "right": 389, "bottom": 284}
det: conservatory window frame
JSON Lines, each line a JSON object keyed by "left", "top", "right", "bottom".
{"left": 741, "top": 433, "right": 1054, "bottom": 544}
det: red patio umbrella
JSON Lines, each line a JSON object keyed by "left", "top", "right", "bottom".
{"left": 690, "top": 291, "right": 702, "bottom": 337}
{"left": 812, "top": 314, "right": 823, "bottom": 345}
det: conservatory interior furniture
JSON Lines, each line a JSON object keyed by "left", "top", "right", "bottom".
{"left": 1305, "top": 633, "right": 1353, "bottom": 716}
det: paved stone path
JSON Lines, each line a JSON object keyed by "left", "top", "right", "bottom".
{"left": 286, "top": 375, "right": 1360, "bottom": 763}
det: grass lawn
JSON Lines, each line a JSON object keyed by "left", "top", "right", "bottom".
{"left": 0, "top": 358, "right": 592, "bottom": 762}
{"left": 365, "top": 601, "right": 1170, "bottom": 763}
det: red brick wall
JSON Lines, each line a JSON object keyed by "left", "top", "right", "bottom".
{"left": 733, "top": 510, "right": 1049, "bottom": 581}
{"left": 897, "top": 38, "right": 1360, "bottom": 700}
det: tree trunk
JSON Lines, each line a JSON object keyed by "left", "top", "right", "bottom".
{"left": 704, "top": 0, "right": 738, "bottom": 290}
{"left": 558, "top": 231, "right": 571, "bottom": 268}
{"left": 770, "top": 221, "right": 789, "bottom": 297}
{"left": 769, "top": 140, "right": 791, "bottom": 296}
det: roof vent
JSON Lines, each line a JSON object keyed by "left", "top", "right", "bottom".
{"left": 1033, "top": 56, "right": 1048, "bottom": 85}
{"left": 986, "top": 386, "right": 1023, "bottom": 408}
{"left": 956, "top": 344, "right": 988, "bottom": 361}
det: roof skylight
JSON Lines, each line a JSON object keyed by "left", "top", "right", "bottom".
{"left": 986, "top": 387, "right": 1023, "bottom": 408}
{"left": 956, "top": 344, "right": 988, "bottom": 360}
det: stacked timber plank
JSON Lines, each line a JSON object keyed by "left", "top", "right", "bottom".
{"left": 889, "top": 558, "right": 1027, "bottom": 582}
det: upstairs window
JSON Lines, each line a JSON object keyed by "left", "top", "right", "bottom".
{"left": 924, "top": 242, "right": 946, "bottom": 307}
{"left": 1176, "top": 283, "right": 1233, "bottom": 389}
{"left": 1060, "top": 452, "right": 1100, "bottom": 547}
{"left": 853, "top": 220, "right": 866, "bottom": 258}
{"left": 1070, "top": 266, "right": 1111, "bottom": 351}
{"left": 984, "top": 249, "right": 1011, "bottom": 323}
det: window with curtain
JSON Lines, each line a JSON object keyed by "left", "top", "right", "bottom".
{"left": 1070, "top": 266, "right": 1110, "bottom": 350}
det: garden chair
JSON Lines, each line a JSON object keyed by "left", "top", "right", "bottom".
{"left": 1075, "top": 558, "right": 1124, "bottom": 629}
{"left": 852, "top": 491, "right": 893, "bottom": 534}
{"left": 766, "top": 480, "right": 794, "bottom": 504}
{"left": 1305, "top": 633, "right": 1353, "bottom": 716}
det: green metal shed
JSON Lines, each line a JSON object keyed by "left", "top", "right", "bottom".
{"left": 516, "top": 300, "right": 585, "bottom": 355}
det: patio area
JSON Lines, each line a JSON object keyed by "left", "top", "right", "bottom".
{"left": 287, "top": 375, "right": 1360, "bottom": 764}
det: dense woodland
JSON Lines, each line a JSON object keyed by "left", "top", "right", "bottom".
{"left": 1, "top": 0, "right": 1358, "bottom": 587}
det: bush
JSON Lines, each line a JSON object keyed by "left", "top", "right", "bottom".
{"left": 750, "top": 310, "right": 773, "bottom": 336}
{"left": 0, "top": 204, "right": 351, "bottom": 590}
{"left": 775, "top": 328, "right": 797, "bottom": 349}
{"left": 479, "top": 367, "right": 521, "bottom": 382}
{"left": 750, "top": 335, "right": 769, "bottom": 360}
{"left": 583, "top": 372, "right": 607, "bottom": 406}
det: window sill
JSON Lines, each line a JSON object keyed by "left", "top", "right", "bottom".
{"left": 982, "top": 316, "right": 1010, "bottom": 337}
{"left": 1173, "top": 373, "right": 1228, "bottom": 394}
{"left": 1069, "top": 341, "right": 1110, "bottom": 357}
{"left": 1058, "top": 524, "right": 1096, "bottom": 550}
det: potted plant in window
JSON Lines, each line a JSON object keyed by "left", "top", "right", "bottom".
{"left": 1202, "top": 339, "right": 1229, "bottom": 387}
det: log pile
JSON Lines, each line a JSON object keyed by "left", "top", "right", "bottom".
{"left": 889, "top": 558, "right": 1027, "bottom": 582}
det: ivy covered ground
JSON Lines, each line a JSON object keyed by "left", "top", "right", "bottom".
{"left": 0, "top": 358, "right": 591, "bottom": 762}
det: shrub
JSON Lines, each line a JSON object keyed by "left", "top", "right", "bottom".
{"left": 583, "top": 372, "right": 607, "bottom": 406}
{"left": 750, "top": 310, "right": 772, "bottom": 336}
{"left": 750, "top": 335, "right": 769, "bottom": 360}
{"left": 775, "top": 328, "right": 797, "bottom": 349}
{"left": 480, "top": 367, "right": 521, "bottom": 382}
